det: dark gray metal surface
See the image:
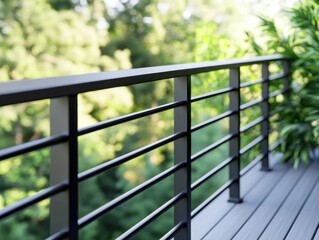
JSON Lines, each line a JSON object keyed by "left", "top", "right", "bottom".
{"left": 228, "top": 67, "right": 241, "bottom": 203}
{"left": 261, "top": 63, "right": 270, "bottom": 171}
{"left": 0, "top": 55, "right": 284, "bottom": 107}
{"left": 174, "top": 75, "right": 192, "bottom": 239}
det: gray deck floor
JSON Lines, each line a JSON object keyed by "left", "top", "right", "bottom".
{"left": 191, "top": 156, "right": 319, "bottom": 240}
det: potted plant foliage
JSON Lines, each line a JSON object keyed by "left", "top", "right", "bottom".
{"left": 248, "top": 0, "right": 319, "bottom": 167}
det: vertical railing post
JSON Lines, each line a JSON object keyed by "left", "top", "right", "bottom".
{"left": 228, "top": 67, "right": 242, "bottom": 203}
{"left": 50, "top": 97, "right": 69, "bottom": 237}
{"left": 50, "top": 96, "right": 78, "bottom": 239}
{"left": 68, "top": 95, "right": 79, "bottom": 240}
{"left": 261, "top": 63, "right": 271, "bottom": 171}
{"left": 174, "top": 76, "right": 191, "bottom": 239}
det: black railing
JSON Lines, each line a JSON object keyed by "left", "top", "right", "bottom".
{"left": 0, "top": 55, "right": 290, "bottom": 239}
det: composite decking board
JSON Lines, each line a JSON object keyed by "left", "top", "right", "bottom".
{"left": 191, "top": 190, "right": 233, "bottom": 240}
{"left": 191, "top": 189, "right": 232, "bottom": 240}
{"left": 191, "top": 155, "right": 282, "bottom": 240}
{"left": 259, "top": 161, "right": 319, "bottom": 240}
{"left": 285, "top": 175, "right": 319, "bottom": 240}
{"left": 314, "top": 228, "right": 319, "bottom": 240}
{"left": 202, "top": 162, "right": 289, "bottom": 240}
{"left": 191, "top": 161, "right": 266, "bottom": 240}
{"left": 232, "top": 164, "right": 306, "bottom": 240}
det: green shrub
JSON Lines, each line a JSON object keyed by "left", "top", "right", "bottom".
{"left": 248, "top": 0, "right": 319, "bottom": 167}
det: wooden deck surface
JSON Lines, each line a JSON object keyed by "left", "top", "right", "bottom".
{"left": 191, "top": 155, "right": 319, "bottom": 240}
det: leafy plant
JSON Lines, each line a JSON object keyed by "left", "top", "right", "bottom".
{"left": 277, "top": 88, "right": 319, "bottom": 167}
{"left": 248, "top": 0, "right": 319, "bottom": 167}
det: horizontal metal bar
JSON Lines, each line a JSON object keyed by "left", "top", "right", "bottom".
{"left": 78, "top": 162, "right": 186, "bottom": 228}
{"left": 191, "top": 180, "right": 234, "bottom": 218}
{"left": 191, "top": 156, "right": 235, "bottom": 190}
{"left": 191, "top": 110, "right": 235, "bottom": 133}
{"left": 191, "top": 87, "right": 233, "bottom": 103}
{"left": 240, "top": 78, "right": 264, "bottom": 88}
{"left": 0, "top": 181, "right": 68, "bottom": 220}
{"left": 269, "top": 139, "right": 282, "bottom": 152}
{"left": 0, "top": 55, "right": 285, "bottom": 107}
{"left": 240, "top": 116, "right": 265, "bottom": 133}
{"left": 46, "top": 229, "right": 68, "bottom": 240}
{"left": 240, "top": 98, "right": 264, "bottom": 111}
{"left": 191, "top": 134, "right": 235, "bottom": 162}
{"left": 79, "top": 132, "right": 186, "bottom": 182}
{"left": 0, "top": 134, "right": 68, "bottom": 161}
{"left": 240, "top": 153, "right": 265, "bottom": 176}
{"left": 269, "top": 88, "right": 287, "bottom": 98}
{"left": 117, "top": 192, "right": 186, "bottom": 240}
{"left": 240, "top": 135, "right": 265, "bottom": 155}
{"left": 269, "top": 72, "right": 288, "bottom": 81}
{"left": 78, "top": 101, "right": 185, "bottom": 136}
{"left": 160, "top": 221, "right": 186, "bottom": 240}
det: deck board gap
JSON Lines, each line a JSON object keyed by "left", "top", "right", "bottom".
{"left": 202, "top": 161, "right": 290, "bottom": 240}
{"left": 233, "top": 164, "right": 307, "bottom": 240}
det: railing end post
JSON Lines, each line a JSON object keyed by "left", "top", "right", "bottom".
{"left": 228, "top": 197, "right": 243, "bottom": 204}
{"left": 261, "top": 63, "right": 270, "bottom": 172}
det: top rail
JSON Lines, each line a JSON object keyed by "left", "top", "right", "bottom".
{"left": 0, "top": 55, "right": 284, "bottom": 106}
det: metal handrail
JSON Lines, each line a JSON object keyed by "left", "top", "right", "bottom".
{"left": 0, "top": 55, "right": 283, "bottom": 107}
